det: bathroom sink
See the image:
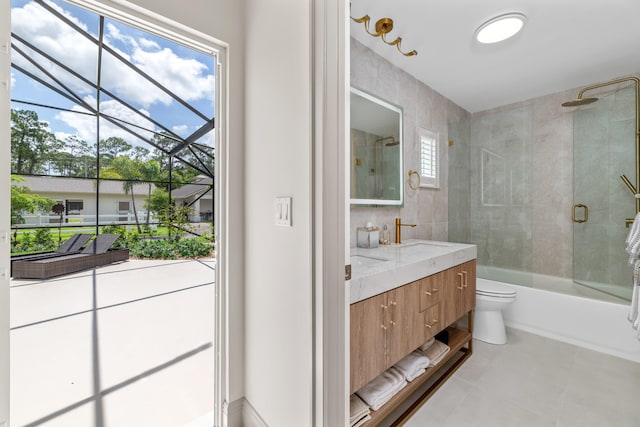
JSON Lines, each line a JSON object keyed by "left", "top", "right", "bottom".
{"left": 400, "top": 241, "right": 451, "bottom": 248}
{"left": 395, "top": 242, "right": 451, "bottom": 259}
{"left": 351, "top": 254, "right": 390, "bottom": 267}
{"left": 397, "top": 242, "right": 451, "bottom": 254}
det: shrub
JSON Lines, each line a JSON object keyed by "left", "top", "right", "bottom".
{"left": 131, "top": 239, "right": 176, "bottom": 259}
{"left": 34, "top": 228, "right": 56, "bottom": 250}
{"left": 175, "top": 237, "right": 213, "bottom": 258}
{"left": 100, "top": 223, "right": 144, "bottom": 249}
{"left": 11, "top": 230, "right": 58, "bottom": 254}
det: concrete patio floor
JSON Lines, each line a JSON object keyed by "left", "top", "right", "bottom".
{"left": 10, "top": 258, "right": 216, "bottom": 427}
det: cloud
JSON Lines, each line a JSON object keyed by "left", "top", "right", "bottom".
{"left": 131, "top": 47, "right": 214, "bottom": 103}
{"left": 139, "top": 38, "right": 160, "bottom": 50}
{"left": 12, "top": 1, "right": 215, "bottom": 110}
{"left": 10, "top": 72, "right": 16, "bottom": 88}
{"left": 104, "top": 21, "right": 214, "bottom": 106}
{"left": 172, "top": 124, "right": 188, "bottom": 135}
{"left": 57, "top": 96, "right": 157, "bottom": 146}
{"left": 11, "top": 1, "right": 98, "bottom": 95}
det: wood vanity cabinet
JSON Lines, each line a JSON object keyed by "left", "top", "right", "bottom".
{"left": 350, "top": 259, "right": 476, "bottom": 420}
{"left": 350, "top": 281, "right": 426, "bottom": 393}
{"left": 441, "top": 260, "right": 476, "bottom": 326}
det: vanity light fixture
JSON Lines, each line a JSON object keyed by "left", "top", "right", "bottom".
{"left": 475, "top": 12, "right": 526, "bottom": 44}
{"left": 350, "top": 10, "right": 417, "bottom": 57}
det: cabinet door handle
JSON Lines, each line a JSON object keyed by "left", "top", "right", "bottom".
{"left": 381, "top": 304, "right": 388, "bottom": 330}
{"left": 462, "top": 270, "right": 468, "bottom": 288}
{"left": 457, "top": 272, "right": 464, "bottom": 290}
{"left": 389, "top": 301, "right": 397, "bottom": 326}
{"left": 425, "top": 319, "right": 438, "bottom": 329}
{"left": 424, "top": 290, "right": 432, "bottom": 296}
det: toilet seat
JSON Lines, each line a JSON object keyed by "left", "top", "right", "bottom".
{"left": 476, "top": 291, "right": 516, "bottom": 299}
{"left": 476, "top": 281, "right": 516, "bottom": 298}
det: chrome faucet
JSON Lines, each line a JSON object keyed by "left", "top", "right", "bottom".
{"left": 395, "top": 217, "right": 416, "bottom": 244}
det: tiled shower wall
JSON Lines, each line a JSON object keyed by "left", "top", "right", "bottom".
{"left": 350, "top": 38, "right": 468, "bottom": 246}
{"left": 450, "top": 80, "right": 637, "bottom": 280}
{"left": 450, "top": 90, "right": 574, "bottom": 278}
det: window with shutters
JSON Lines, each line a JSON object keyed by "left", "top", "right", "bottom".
{"left": 419, "top": 128, "right": 439, "bottom": 188}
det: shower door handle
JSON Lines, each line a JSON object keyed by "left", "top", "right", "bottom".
{"left": 572, "top": 204, "right": 589, "bottom": 223}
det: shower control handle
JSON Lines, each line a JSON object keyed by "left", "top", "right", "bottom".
{"left": 572, "top": 204, "right": 589, "bottom": 223}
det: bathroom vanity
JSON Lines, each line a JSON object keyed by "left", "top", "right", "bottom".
{"left": 350, "top": 240, "right": 477, "bottom": 426}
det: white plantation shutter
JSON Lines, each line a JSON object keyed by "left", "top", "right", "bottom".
{"left": 419, "top": 128, "right": 439, "bottom": 188}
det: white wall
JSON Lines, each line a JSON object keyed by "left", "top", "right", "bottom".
{"left": 1, "top": 0, "right": 11, "bottom": 423}
{"left": 244, "top": 0, "right": 314, "bottom": 425}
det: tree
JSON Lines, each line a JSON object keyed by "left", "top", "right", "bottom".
{"left": 102, "top": 156, "right": 143, "bottom": 233}
{"left": 138, "top": 160, "right": 162, "bottom": 227}
{"left": 11, "top": 109, "right": 63, "bottom": 175}
{"left": 64, "top": 135, "right": 96, "bottom": 177}
{"left": 10, "top": 175, "right": 55, "bottom": 225}
{"left": 146, "top": 187, "right": 169, "bottom": 218}
{"left": 99, "top": 137, "right": 133, "bottom": 169}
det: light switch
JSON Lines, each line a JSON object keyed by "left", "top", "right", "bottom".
{"left": 275, "top": 197, "right": 292, "bottom": 226}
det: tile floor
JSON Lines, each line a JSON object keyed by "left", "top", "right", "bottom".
{"left": 10, "top": 258, "right": 216, "bottom": 427}
{"left": 404, "top": 328, "right": 640, "bottom": 427}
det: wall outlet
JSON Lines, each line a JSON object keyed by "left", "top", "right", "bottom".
{"left": 275, "top": 197, "right": 292, "bottom": 226}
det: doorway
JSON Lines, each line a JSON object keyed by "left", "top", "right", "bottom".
{"left": 8, "top": 0, "right": 224, "bottom": 425}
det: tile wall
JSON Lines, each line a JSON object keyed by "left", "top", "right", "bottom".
{"left": 449, "top": 89, "right": 574, "bottom": 278}
{"left": 350, "top": 38, "right": 468, "bottom": 246}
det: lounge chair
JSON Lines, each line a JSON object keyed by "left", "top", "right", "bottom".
{"left": 12, "top": 234, "right": 129, "bottom": 279}
{"left": 10, "top": 233, "right": 93, "bottom": 273}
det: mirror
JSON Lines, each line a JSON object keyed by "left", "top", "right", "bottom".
{"left": 350, "top": 87, "right": 403, "bottom": 206}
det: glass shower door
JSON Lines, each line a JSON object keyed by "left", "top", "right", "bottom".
{"left": 573, "top": 87, "right": 635, "bottom": 300}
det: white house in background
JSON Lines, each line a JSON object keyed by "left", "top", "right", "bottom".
{"left": 171, "top": 175, "right": 213, "bottom": 222}
{"left": 17, "top": 175, "right": 154, "bottom": 227}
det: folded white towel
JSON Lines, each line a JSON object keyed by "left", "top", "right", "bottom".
{"left": 406, "top": 368, "right": 426, "bottom": 382}
{"left": 368, "top": 377, "right": 407, "bottom": 411}
{"left": 419, "top": 337, "right": 435, "bottom": 352}
{"left": 356, "top": 367, "right": 407, "bottom": 411}
{"left": 393, "top": 351, "right": 430, "bottom": 382}
{"left": 349, "top": 394, "right": 370, "bottom": 425}
{"left": 422, "top": 340, "right": 450, "bottom": 367}
{"left": 352, "top": 413, "right": 371, "bottom": 427}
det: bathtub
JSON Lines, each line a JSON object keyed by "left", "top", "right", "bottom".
{"left": 476, "top": 266, "right": 640, "bottom": 363}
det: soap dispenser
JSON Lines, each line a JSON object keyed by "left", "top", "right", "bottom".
{"left": 379, "top": 224, "right": 391, "bottom": 245}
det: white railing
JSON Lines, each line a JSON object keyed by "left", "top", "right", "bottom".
{"left": 14, "top": 212, "right": 157, "bottom": 228}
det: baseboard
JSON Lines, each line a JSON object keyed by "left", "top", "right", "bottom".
{"left": 225, "top": 398, "right": 244, "bottom": 427}
{"left": 225, "top": 398, "right": 268, "bottom": 427}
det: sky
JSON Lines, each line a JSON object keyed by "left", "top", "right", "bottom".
{"left": 10, "top": 0, "right": 216, "bottom": 152}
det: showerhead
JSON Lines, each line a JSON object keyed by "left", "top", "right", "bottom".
{"left": 561, "top": 97, "right": 599, "bottom": 107}
{"left": 375, "top": 136, "right": 399, "bottom": 146}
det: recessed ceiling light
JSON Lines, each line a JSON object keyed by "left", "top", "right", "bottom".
{"left": 475, "top": 13, "right": 526, "bottom": 44}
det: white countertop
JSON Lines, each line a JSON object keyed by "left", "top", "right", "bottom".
{"left": 350, "top": 239, "right": 477, "bottom": 304}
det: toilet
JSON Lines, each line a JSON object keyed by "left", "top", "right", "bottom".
{"left": 474, "top": 280, "right": 517, "bottom": 344}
